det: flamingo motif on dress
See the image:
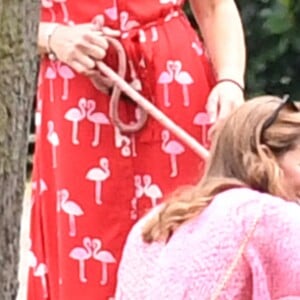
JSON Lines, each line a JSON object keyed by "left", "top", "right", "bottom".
{"left": 69, "top": 237, "right": 93, "bottom": 283}
{"left": 47, "top": 121, "right": 60, "bottom": 168}
{"left": 143, "top": 175, "right": 163, "bottom": 207}
{"left": 191, "top": 41, "right": 204, "bottom": 56}
{"left": 105, "top": 0, "right": 118, "bottom": 20}
{"left": 86, "top": 158, "right": 110, "bottom": 205}
{"left": 158, "top": 60, "right": 174, "bottom": 107}
{"left": 114, "top": 127, "right": 131, "bottom": 157}
{"left": 173, "top": 60, "right": 194, "bottom": 107}
{"left": 193, "top": 112, "right": 211, "bottom": 147}
{"left": 161, "top": 130, "right": 185, "bottom": 177}
{"left": 34, "top": 263, "right": 49, "bottom": 299}
{"left": 31, "top": 178, "right": 48, "bottom": 207}
{"left": 92, "top": 238, "right": 116, "bottom": 285}
{"left": 86, "top": 99, "right": 110, "bottom": 147}
{"left": 120, "top": 11, "right": 140, "bottom": 39}
{"left": 41, "top": 0, "right": 55, "bottom": 22}
{"left": 130, "top": 175, "right": 144, "bottom": 220}
{"left": 64, "top": 98, "right": 87, "bottom": 145}
{"left": 45, "top": 65, "right": 57, "bottom": 103}
{"left": 53, "top": 0, "right": 69, "bottom": 23}
{"left": 57, "top": 62, "right": 75, "bottom": 100}
{"left": 57, "top": 189, "right": 84, "bottom": 237}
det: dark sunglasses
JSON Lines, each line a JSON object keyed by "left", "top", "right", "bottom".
{"left": 260, "top": 95, "right": 300, "bottom": 140}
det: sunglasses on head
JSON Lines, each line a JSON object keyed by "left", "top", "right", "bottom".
{"left": 260, "top": 95, "right": 300, "bottom": 140}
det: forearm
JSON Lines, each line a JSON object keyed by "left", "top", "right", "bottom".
{"left": 38, "top": 22, "right": 65, "bottom": 56}
{"left": 190, "top": 0, "right": 246, "bottom": 85}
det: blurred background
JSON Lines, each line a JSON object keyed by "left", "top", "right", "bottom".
{"left": 185, "top": 0, "right": 300, "bottom": 99}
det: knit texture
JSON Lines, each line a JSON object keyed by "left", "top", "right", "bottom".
{"left": 115, "top": 188, "right": 300, "bottom": 299}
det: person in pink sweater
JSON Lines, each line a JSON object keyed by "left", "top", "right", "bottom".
{"left": 115, "top": 95, "right": 300, "bottom": 299}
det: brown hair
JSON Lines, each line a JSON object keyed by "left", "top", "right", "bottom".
{"left": 143, "top": 96, "right": 300, "bottom": 243}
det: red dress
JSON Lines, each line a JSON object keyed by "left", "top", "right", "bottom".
{"left": 28, "top": 0, "right": 214, "bottom": 299}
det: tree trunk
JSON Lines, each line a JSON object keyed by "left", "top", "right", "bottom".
{"left": 0, "top": 1, "right": 39, "bottom": 299}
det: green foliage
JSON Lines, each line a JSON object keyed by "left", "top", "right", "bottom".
{"left": 184, "top": 0, "right": 300, "bottom": 99}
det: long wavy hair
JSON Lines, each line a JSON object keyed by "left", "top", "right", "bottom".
{"left": 143, "top": 96, "right": 300, "bottom": 243}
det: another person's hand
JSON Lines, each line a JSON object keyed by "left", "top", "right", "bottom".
{"left": 206, "top": 80, "right": 244, "bottom": 138}
{"left": 50, "top": 23, "right": 120, "bottom": 76}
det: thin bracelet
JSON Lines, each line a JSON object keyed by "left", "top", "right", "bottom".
{"left": 46, "top": 23, "right": 60, "bottom": 61}
{"left": 215, "top": 79, "right": 245, "bottom": 93}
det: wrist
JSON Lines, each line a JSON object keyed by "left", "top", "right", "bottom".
{"left": 38, "top": 23, "right": 64, "bottom": 60}
{"left": 214, "top": 78, "right": 245, "bottom": 93}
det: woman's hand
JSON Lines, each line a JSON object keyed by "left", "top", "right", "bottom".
{"left": 206, "top": 81, "right": 244, "bottom": 138}
{"left": 50, "top": 23, "right": 120, "bottom": 75}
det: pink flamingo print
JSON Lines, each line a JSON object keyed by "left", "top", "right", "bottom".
{"left": 158, "top": 61, "right": 174, "bottom": 107}
{"left": 53, "top": 0, "right": 69, "bottom": 23}
{"left": 128, "top": 60, "right": 142, "bottom": 91}
{"left": 143, "top": 175, "right": 163, "bottom": 207}
{"left": 120, "top": 11, "right": 140, "bottom": 38}
{"left": 47, "top": 121, "right": 60, "bottom": 168}
{"left": 31, "top": 178, "right": 48, "bottom": 207}
{"left": 139, "top": 29, "right": 146, "bottom": 43}
{"left": 69, "top": 237, "right": 93, "bottom": 283}
{"left": 57, "top": 189, "right": 84, "bottom": 237}
{"left": 41, "top": 0, "right": 55, "bottom": 22}
{"left": 160, "top": 0, "right": 177, "bottom": 4}
{"left": 173, "top": 60, "right": 194, "bottom": 107}
{"left": 193, "top": 112, "right": 211, "bottom": 147}
{"left": 105, "top": 0, "right": 118, "bottom": 20}
{"left": 114, "top": 127, "right": 131, "bottom": 157}
{"left": 64, "top": 98, "right": 87, "bottom": 144}
{"left": 86, "top": 99, "right": 110, "bottom": 147}
{"left": 130, "top": 175, "right": 144, "bottom": 220}
{"left": 57, "top": 63, "right": 75, "bottom": 100}
{"left": 45, "top": 65, "right": 57, "bottom": 102}
{"left": 161, "top": 130, "right": 185, "bottom": 177}
{"left": 28, "top": 240, "right": 37, "bottom": 269}
{"left": 86, "top": 158, "right": 110, "bottom": 205}
{"left": 151, "top": 26, "right": 158, "bottom": 42}
{"left": 191, "top": 41, "right": 204, "bottom": 56}
{"left": 92, "top": 238, "right": 116, "bottom": 285}
{"left": 34, "top": 263, "right": 48, "bottom": 298}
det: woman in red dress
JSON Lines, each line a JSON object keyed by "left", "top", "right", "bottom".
{"left": 29, "top": 0, "right": 245, "bottom": 298}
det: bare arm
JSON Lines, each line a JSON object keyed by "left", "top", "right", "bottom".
{"left": 190, "top": 0, "right": 246, "bottom": 85}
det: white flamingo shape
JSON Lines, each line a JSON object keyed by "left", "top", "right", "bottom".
{"left": 47, "top": 121, "right": 60, "bottom": 168}
{"left": 31, "top": 178, "right": 48, "bottom": 207}
{"left": 157, "top": 61, "right": 174, "bottom": 107}
{"left": 58, "top": 189, "right": 84, "bottom": 237}
{"left": 173, "top": 60, "right": 194, "bottom": 107}
{"left": 160, "top": 0, "right": 177, "bottom": 4}
{"left": 105, "top": 0, "right": 118, "bottom": 20}
{"left": 193, "top": 112, "right": 211, "bottom": 147}
{"left": 161, "top": 130, "right": 185, "bottom": 177}
{"left": 45, "top": 65, "right": 56, "bottom": 102}
{"left": 143, "top": 175, "right": 163, "bottom": 207}
{"left": 41, "top": 0, "right": 55, "bottom": 22}
{"left": 64, "top": 98, "right": 87, "bottom": 144}
{"left": 130, "top": 175, "right": 144, "bottom": 220}
{"left": 86, "top": 158, "right": 110, "bottom": 205}
{"left": 92, "top": 238, "right": 116, "bottom": 285}
{"left": 57, "top": 63, "right": 75, "bottom": 100}
{"left": 86, "top": 99, "right": 110, "bottom": 147}
{"left": 69, "top": 237, "right": 93, "bottom": 283}
{"left": 53, "top": 0, "right": 69, "bottom": 23}
{"left": 114, "top": 126, "right": 131, "bottom": 157}
{"left": 34, "top": 263, "right": 48, "bottom": 299}
{"left": 120, "top": 11, "right": 140, "bottom": 39}
{"left": 191, "top": 41, "right": 204, "bottom": 56}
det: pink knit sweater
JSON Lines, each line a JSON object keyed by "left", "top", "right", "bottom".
{"left": 115, "top": 188, "right": 300, "bottom": 299}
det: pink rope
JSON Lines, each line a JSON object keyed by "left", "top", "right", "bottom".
{"left": 96, "top": 37, "right": 210, "bottom": 160}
